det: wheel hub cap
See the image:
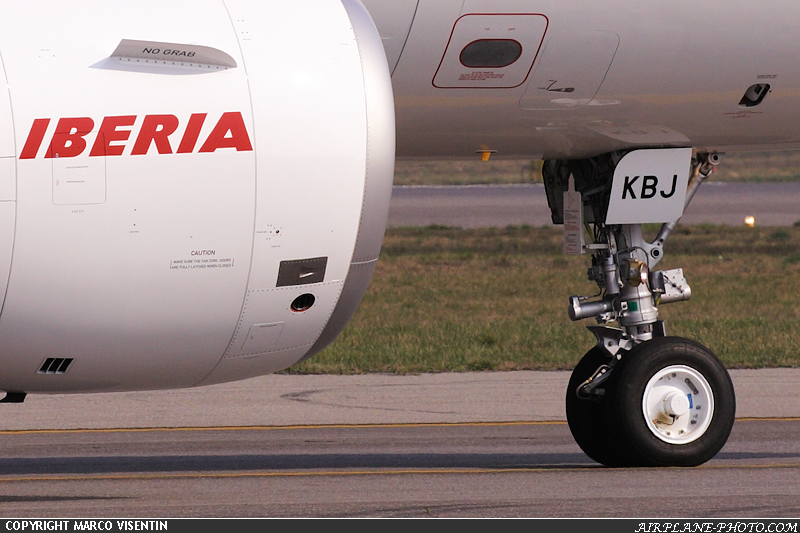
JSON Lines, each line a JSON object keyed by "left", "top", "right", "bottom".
{"left": 662, "top": 390, "right": 690, "bottom": 417}
{"left": 642, "top": 365, "right": 715, "bottom": 444}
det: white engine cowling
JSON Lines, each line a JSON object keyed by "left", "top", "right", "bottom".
{"left": 0, "top": 0, "right": 394, "bottom": 393}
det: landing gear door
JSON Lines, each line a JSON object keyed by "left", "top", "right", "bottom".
{"left": 605, "top": 148, "right": 692, "bottom": 225}
{"left": 0, "top": 54, "right": 14, "bottom": 316}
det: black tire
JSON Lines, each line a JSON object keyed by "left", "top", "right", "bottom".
{"left": 566, "top": 346, "right": 627, "bottom": 466}
{"left": 607, "top": 336, "right": 735, "bottom": 467}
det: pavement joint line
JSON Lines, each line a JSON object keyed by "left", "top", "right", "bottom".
{"left": 0, "top": 417, "right": 796, "bottom": 436}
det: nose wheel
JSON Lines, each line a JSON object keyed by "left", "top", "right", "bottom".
{"left": 566, "top": 346, "right": 623, "bottom": 466}
{"left": 566, "top": 337, "right": 736, "bottom": 467}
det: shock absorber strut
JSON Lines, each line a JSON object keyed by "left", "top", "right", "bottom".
{"left": 546, "top": 150, "right": 717, "bottom": 348}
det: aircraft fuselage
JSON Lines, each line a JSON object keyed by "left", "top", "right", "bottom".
{"left": 364, "top": 0, "right": 800, "bottom": 159}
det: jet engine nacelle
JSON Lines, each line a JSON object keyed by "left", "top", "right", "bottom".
{"left": 0, "top": 0, "right": 394, "bottom": 393}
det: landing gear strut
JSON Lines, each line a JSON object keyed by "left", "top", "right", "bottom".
{"left": 544, "top": 149, "right": 735, "bottom": 467}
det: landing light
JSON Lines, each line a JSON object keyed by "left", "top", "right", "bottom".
{"left": 629, "top": 259, "right": 649, "bottom": 287}
{"left": 744, "top": 216, "right": 755, "bottom": 228}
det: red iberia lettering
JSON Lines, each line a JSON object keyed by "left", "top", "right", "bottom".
{"left": 20, "top": 112, "right": 253, "bottom": 159}
{"left": 199, "top": 111, "right": 253, "bottom": 153}
{"left": 90, "top": 115, "right": 136, "bottom": 157}
{"left": 19, "top": 118, "right": 50, "bottom": 159}
{"left": 131, "top": 114, "right": 179, "bottom": 155}
{"left": 177, "top": 113, "right": 207, "bottom": 154}
{"left": 46, "top": 117, "right": 95, "bottom": 158}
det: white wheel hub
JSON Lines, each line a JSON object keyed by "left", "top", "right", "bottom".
{"left": 642, "top": 365, "right": 714, "bottom": 444}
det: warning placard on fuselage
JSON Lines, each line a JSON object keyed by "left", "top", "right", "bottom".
{"left": 605, "top": 148, "right": 692, "bottom": 225}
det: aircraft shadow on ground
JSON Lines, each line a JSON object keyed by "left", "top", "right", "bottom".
{"left": 0, "top": 452, "right": 601, "bottom": 475}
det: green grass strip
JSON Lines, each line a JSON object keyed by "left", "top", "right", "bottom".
{"left": 287, "top": 225, "right": 800, "bottom": 374}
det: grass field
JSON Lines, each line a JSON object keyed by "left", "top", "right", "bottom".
{"left": 289, "top": 151, "right": 800, "bottom": 374}
{"left": 287, "top": 224, "right": 800, "bottom": 374}
{"left": 394, "top": 150, "right": 800, "bottom": 186}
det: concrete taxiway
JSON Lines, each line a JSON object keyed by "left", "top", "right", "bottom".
{"left": 1, "top": 369, "right": 799, "bottom": 518}
{"left": 3, "top": 368, "right": 799, "bottom": 430}
{"left": 388, "top": 182, "right": 800, "bottom": 228}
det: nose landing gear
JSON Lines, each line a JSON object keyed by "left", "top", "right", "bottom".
{"left": 546, "top": 149, "right": 736, "bottom": 467}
